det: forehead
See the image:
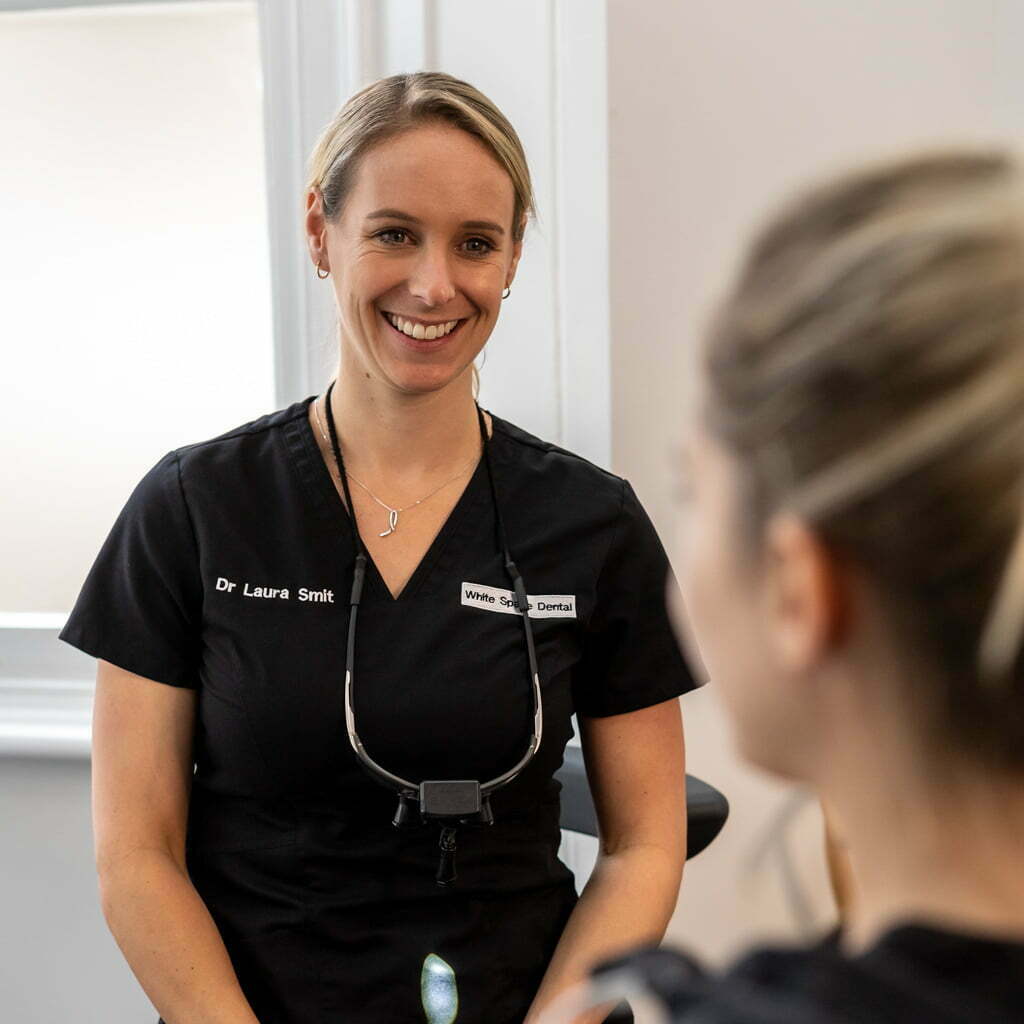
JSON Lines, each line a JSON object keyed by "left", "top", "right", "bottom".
{"left": 347, "top": 123, "right": 515, "bottom": 225}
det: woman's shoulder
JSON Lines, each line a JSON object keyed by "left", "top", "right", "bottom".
{"left": 172, "top": 396, "right": 312, "bottom": 466}
{"left": 488, "top": 409, "right": 627, "bottom": 507}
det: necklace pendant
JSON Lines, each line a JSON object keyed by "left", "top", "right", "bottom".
{"left": 379, "top": 508, "right": 399, "bottom": 538}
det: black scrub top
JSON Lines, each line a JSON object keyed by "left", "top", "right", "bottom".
{"left": 60, "top": 395, "right": 698, "bottom": 1024}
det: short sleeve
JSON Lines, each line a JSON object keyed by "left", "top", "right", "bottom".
{"left": 572, "top": 479, "right": 700, "bottom": 717}
{"left": 58, "top": 450, "right": 204, "bottom": 689}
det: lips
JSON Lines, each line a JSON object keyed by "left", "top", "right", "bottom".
{"left": 383, "top": 310, "right": 461, "bottom": 340}
{"left": 379, "top": 309, "right": 467, "bottom": 350}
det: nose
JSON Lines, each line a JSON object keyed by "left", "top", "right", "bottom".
{"left": 408, "top": 243, "right": 457, "bottom": 308}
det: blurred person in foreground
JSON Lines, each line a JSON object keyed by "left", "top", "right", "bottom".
{"left": 548, "top": 147, "right": 1024, "bottom": 1023}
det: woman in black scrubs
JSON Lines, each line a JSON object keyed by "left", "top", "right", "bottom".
{"left": 559, "top": 148, "right": 1024, "bottom": 1022}
{"left": 60, "top": 72, "right": 696, "bottom": 1023}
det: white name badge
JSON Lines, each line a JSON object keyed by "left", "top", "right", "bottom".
{"left": 461, "top": 581, "right": 577, "bottom": 619}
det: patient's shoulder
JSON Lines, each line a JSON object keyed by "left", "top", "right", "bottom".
{"left": 595, "top": 923, "right": 1024, "bottom": 1022}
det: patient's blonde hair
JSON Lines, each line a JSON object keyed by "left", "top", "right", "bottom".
{"left": 702, "top": 148, "right": 1024, "bottom": 769}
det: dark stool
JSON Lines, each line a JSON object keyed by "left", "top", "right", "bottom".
{"left": 556, "top": 745, "right": 728, "bottom": 858}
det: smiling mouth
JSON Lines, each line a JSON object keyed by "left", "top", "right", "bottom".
{"left": 381, "top": 310, "right": 466, "bottom": 341}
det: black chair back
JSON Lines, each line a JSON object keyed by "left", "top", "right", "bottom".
{"left": 556, "top": 745, "right": 728, "bottom": 859}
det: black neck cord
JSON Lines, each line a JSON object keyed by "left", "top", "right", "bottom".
{"left": 321, "top": 380, "right": 543, "bottom": 886}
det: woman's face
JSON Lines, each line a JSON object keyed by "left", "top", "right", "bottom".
{"left": 306, "top": 122, "right": 522, "bottom": 395}
{"left": 672, "top": 410, "right": 821, "bottom": 780}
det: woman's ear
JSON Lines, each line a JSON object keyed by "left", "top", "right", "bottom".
{"left": 505, "top": 215, "right": 527, "bottom": 288}
{"left": 762, "top": 512, "right": 848, "bottom": 674}
{"left": 506, "top": 236, "right": 524, "bottom": 290}
{"left": 305, "top": 188, "right": 327, "bottom": 264}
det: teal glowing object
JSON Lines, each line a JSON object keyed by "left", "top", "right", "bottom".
{"left": 421, "top": 953, "right": 459, "bottom": 1023}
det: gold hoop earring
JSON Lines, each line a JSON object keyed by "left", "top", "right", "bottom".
{"left": 501, "top": 285, "right": 511, "bottom": 299}
{"left": 316, "top": 260, "right": 330, "bottom": 280}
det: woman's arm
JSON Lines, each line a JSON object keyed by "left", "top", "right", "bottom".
{"left": 93, "top": 660, "right": 261, "bottom": 1024}
{"left": 524, "top": 696, "right": 687, "bottom": 1024}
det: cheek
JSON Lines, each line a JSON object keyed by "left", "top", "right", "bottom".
{"left": 677, "top": 507, "right": 741, "bottom": 675}
{"left": 336, "top": 266, "right": 403, "bottom": 343}
{"left": 345, "top": 258, "right": 402, "bottom": 305}
{"left": 462, "top": 272, "right": 503, "bottom": 317}
{"left": 681, "top": 526, "right": 809, "bottom": 778}
{"left": 677, "top": 511, "right": 771, "bottom": 722}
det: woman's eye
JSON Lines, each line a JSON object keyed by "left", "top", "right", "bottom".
{"left": 376, "top": 229, "right": 410, "bottom": 245}
{"left": 463, "top": 237, "right": 495, "bottom": 255}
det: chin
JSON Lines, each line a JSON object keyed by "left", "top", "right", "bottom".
{"left": 735, "top": 728, "right": 809, "bottom": 782}
{"left": 386, "top": 361, "right": 469, "bottom": 395}
{"left": 381, "top": 344, "right": 479, "bottom": 389}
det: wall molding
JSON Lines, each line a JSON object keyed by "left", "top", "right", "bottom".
{"left": 0, "top": 621, "right": 93, "bottom": 758}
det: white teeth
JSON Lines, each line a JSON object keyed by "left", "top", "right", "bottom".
{"left": 384, "top": 312, "right": 461, "bottom": 340}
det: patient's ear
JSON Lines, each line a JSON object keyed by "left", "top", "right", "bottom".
{"left": 762, "top": 512, "right": 848, "bottom": 674}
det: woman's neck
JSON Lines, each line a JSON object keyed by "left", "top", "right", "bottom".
{"left": 324, "top": 359, "right": 488, "bottom": 486}
{"left": 822, "top": 742, "right": 1024, "bottom": 955}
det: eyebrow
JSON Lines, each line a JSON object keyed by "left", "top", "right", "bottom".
{"left": 365, "top": 208, "right": 505, "bottom": 235}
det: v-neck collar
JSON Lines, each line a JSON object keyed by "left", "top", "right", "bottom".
{"left": 287, "top": 394, "right": 497, "bottom": 604}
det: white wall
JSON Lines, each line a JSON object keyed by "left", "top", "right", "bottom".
{"left": 607, "top": 0, "right": 1024, "bottom": 965}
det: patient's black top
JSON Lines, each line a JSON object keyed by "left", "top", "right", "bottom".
{"left": 600, "top": 921, "right": 1024, "bottom": 1023}
{"left": 59, "top": 395, "right": 697, "bottom": 1024}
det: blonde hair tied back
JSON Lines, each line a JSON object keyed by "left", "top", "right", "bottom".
{"left": 702, "top": 147, "right": 1024, "bottom": 767}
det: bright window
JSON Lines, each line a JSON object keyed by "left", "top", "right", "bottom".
{"left": 0, "top": 0, "right": 274, "bottom": 614}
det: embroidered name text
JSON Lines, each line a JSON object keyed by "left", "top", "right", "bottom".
{"left": 215, "top": 577, "right": 335, "bottom": 603}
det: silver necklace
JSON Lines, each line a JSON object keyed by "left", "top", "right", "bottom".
{"left": 314, "top": 394, "right": 481, "bottom": 538}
